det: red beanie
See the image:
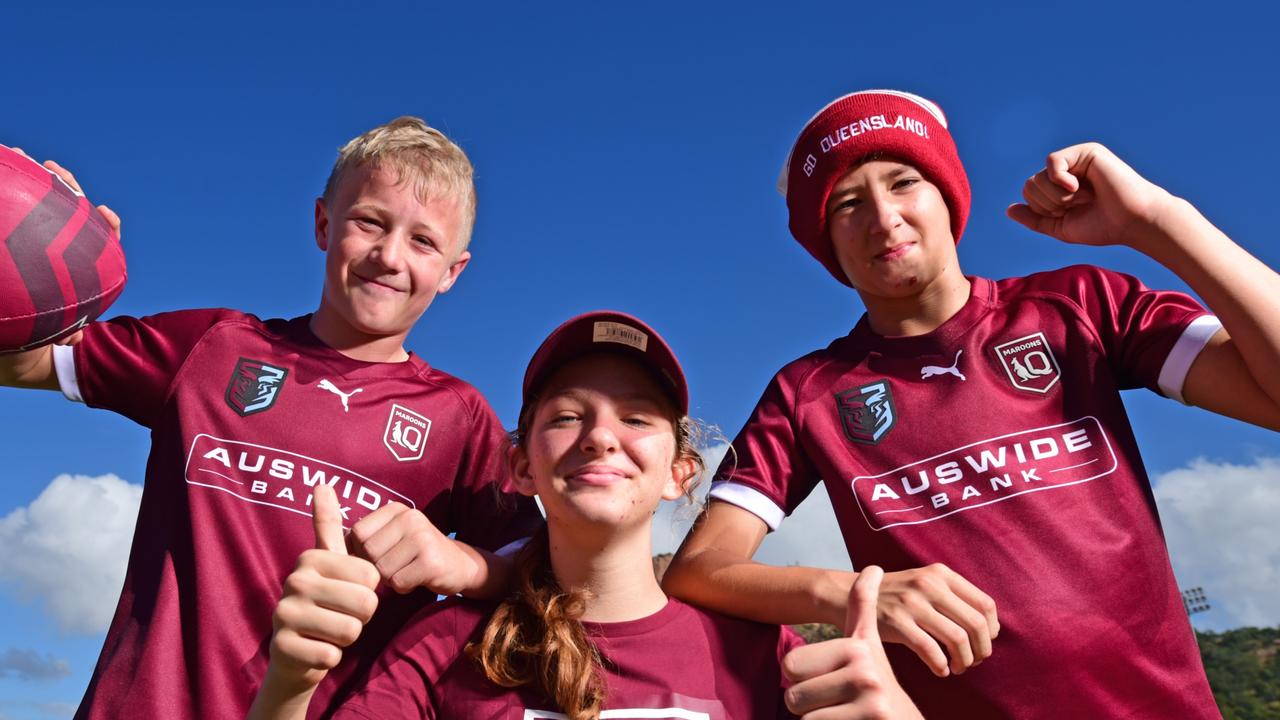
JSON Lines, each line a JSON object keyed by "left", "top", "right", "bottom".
{"left": 778, "top": 90, "right": 971, "bottom": 287}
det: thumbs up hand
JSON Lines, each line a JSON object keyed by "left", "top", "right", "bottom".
{"left": 266, "top": 484, "right": 382, "bottom": 689}
{"left": 782, "top": 567, "right": 924, "bottom": 719}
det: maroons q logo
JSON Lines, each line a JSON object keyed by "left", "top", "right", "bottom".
{"left": 993, "top": 332, "right": 1061, "bottom": 394}
{"left": 835, "top": 380, "right": 896, "bottom": 445}
{"left": 225, "top": 358, "right": 288, "bottom": 417}
{"left": 384, "top": 404, "right": 430, "bottom": 462}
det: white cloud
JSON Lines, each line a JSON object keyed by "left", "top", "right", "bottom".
{"left": 652, "top": 442, "right": 850, "bottom": 571}
{"left": 757, "top": 483, "right": 851, "bottom": 571}
{"left": 1153, "top": 457, "right": 1280, "bottom": 630}
{"left": 0, "top": 474, "right": 142, "bottom": 634}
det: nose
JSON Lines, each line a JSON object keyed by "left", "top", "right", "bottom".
{"left": 369, "top": 232, "right": 406, "bottom": 271}
{"left": 579, "top": 418, "right": 619, "bottom": 456}
{"left": 864, "top": 189, "right": 902, "bottom": 237}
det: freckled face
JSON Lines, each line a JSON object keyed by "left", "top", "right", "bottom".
{"left": 514, "top": 354, "right": 685, "bottom": 531}
{"left": 826, "top": 159, "right": 957, "bottom": 298}
{"left": 314, "top": 164, "right": 469, "bottom": 345}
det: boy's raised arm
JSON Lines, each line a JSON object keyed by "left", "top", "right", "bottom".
{"left": 663, "top": 500, "right": 999, "bottom": 678}
{"left": 1007, "top": 142, "right": 1280, "bottom": 429}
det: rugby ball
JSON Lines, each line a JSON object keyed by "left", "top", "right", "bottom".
{"left": 0, "top": 144, "right": 126, "bottom": 352}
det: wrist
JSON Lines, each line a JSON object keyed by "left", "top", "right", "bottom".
{"left": 1124, "top": 193, "right": 1201, "bottom": 257}
{"left": 260, "top": 661, "right": 324, "bottom": 703}
{"left": 448, "top": 538, "right": 494, "bottom": 598}
{"left": 810, "top": 569, "right": 855, "bottom": 627}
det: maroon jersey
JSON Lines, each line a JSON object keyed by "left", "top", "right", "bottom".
{"left": 334, "top": 597, "right": 801, "bottom": 719}
{"left": 708, "top": 266, "right": 1224, "bottom": 719}
{"left": 52, "top": 310, "right": 542, "bottom": 720}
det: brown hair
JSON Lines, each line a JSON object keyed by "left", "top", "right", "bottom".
{"left": 467, "top": 382, "right": 705, "bottom": 719}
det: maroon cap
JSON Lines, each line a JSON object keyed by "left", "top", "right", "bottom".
{"left": 778, "top": 89, "right": 971, "bottom": 287}
{"left": 522, "top": 311, "right": 688, "bottom": 416}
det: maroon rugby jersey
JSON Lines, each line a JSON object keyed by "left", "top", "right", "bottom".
{"left": 334, "top": 597, "right": 802, "bottom": 719}
{"left": 708, "top": 266, "right": 1224, "bottom": 719}
{"left": 53, "top": 310, "right": 542, "bottom": 720}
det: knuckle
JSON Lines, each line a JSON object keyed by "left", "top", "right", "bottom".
{"left": 296, "top": 549, "right": 325, "bottom": 568}
{"left": 390, "top": 573, "right": 419, "bottom": 594}
{"left": 348, "top": 523, "right": 374, "bottom": 546}
{"left": 940, "top": 626, "right": 968, "bottom": 648}
{"left": 274, "top": 600, "right": 302, "bottom": 629}
{"left": 282, "top": 572, "right": 309, "bottom": 597}
{"left": 780, "top": 652, "right": 803, "bottom": 680}
{"left": 866, "top": 696, "right": 893, "bottom": 719}
{"left": 838, "top": 638, "right": 870, "bottom": 664}
{"left": 334, "top": 616, "right": 364, "bottom": 647}
{"left": 355, "top": 589, "right": 380, "bottom": 621}
{"left": 317, "top": 644, "right": 343, "bottom": 670}
{"left": 358, "top": 560, "right": 381, "bottom": 588}
{"left": 783, "top": 687, "right": 803, "bottom": 713}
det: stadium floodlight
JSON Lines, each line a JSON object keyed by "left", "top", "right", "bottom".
{"left": 1181, "top": 586, "right": 1210, "bottom": 616}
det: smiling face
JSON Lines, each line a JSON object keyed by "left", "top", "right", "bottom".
{"left": 512, "top": 353, "right": 692, "bottom": 533}
{"left": 311, "top": 163, "right": 470, "bottom": 356}
{"left": 825, "top": 158, "right": 959, "bottom": 300}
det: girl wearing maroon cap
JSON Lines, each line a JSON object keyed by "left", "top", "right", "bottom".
{"left": 250, "top": 311, "right": 924, "bottom": 719}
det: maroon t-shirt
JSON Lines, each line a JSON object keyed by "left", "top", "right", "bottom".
{"left": 57, "top": 310, "right": 543, "bottom": 720}
{"left": 707, "top": 266, "right": 1224, "bottom": 719}
{"left": 334, "top": 597, "right": 801, "bottom": 719}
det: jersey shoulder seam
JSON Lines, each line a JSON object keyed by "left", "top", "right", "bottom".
{"left": 161, "top": 309, "right": 257, "bottom": 408}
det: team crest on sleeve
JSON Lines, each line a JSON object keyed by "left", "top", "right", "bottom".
{"left": 383, "top": 403, "right": 431, "bottom": 462}
{"left": 224, "top": 358, "right": 289, "bottom": 417}
{"left": 993, "top": 332, "right": 1061, "bottom": 394}
{"left": 835, "top": 380, "right": 896, "bottom": 445}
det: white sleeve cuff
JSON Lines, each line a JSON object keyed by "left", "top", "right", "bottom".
{"left": 52, "top": 344, "right": 84, "bottom": 403}
{"left": 1157, "top": 315, "right": 1223, "bottom": 404}
{"left": 707, "top": 482, "right": 787, "bottom": 531}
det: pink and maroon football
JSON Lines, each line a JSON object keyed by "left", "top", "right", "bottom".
{"left": 0, "top": 144, "right": 126, "bottom": 352}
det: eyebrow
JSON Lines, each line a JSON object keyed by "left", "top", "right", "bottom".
{"left": 828, "top": 164, "right": 917, "bottom": 205}
{"left": 347, "top": 203, "right": 441, "bottom": 237}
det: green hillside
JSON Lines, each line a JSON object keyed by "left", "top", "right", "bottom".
{"left": 1197, "top": 626, "right": 1280, "bottom": 720}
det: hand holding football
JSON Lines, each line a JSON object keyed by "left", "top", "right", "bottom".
{"left": 0, "top": 145, "right": 126, "bottom": 352}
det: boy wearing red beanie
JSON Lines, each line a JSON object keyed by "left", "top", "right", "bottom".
{"left": 664, "top": 89, "right": 1280, "bottom": 718}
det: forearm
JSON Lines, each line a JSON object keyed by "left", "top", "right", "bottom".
{"left": 247, "top": 666, "right": 320, "bottom": 720}
{"left": 451, "top": 541, "right": 517, "bottom": 600}
{"left": 1134, "top": 197, "right": 1280, "bottom": 404}
{"left": 0, "top": 346, "right": 57, "bottom": 389}
{"left": 662, "top": 546, "right": 854, "bottom": 627}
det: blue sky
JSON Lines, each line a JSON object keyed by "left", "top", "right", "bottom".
{"left": 2, "top": 1, "right": 1279, "bottom": 717}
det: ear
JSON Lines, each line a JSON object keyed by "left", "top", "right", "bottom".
{"left": 506, "top": 443, "right": 537, "bottom": 497}
{"left": 436, "top": 249, "right": 471, "bottom": 295}
{"left": 661, "top": 456, "right": 699, "bottom": 502}
{"left": 314, "top": 198, "right": 331, "bottom": 252}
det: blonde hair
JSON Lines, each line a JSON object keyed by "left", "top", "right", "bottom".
{"left": 469, "top": 382, "right": 705, "bottom": 720}
{"left": 322, "top": 116, "right": 477, "bottom": 250}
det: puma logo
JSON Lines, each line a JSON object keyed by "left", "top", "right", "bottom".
{"left": 317, "top": 379, "right": 363, "bottom": 412}
{"left": 920, "top": 350, "right": 966, "bottom": 382}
